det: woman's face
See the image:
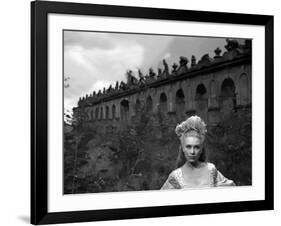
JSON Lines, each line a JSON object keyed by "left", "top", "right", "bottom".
{"left": 181, "top": 135, "right": 203, "bottom": 164}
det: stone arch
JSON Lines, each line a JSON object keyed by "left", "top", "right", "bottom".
{"left": 120, "top": 99, "right": 130, "bottom": 121}
{"left": 221, "top": 78, "right": 236, "bottom": 99}
{"left": 112, "top": 104, "right": 116, "bottom": 119}
{"left": 135, "top": 99, "right": 141, "bottom": 115}
{"left": 239, "top": 73, "right": 249, "bottom": 105}
{"left": 95, "top": 107, "right": 99, "bottom": 120}
{"left": 195, "top": 83, "right": 207, "bottom": 100}
{"left": 159, "top": 92, "right": 168, "bottom": 113}
{"left": 195, "top": 83, "right": 208, "bottom": 120}
{"left": 105, "top": 106, "right": 109, "bottom": 119}
{"left": 220, "top": 78, "right": 236, "bottom": 112}
{"left": 146, "top": 96, "right": 153, "bottom": 113}
{"left": 175, "top": 89, "right": 185, "bottom": 119}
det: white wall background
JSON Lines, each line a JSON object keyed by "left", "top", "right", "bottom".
{"left": 0, "top": 0, "right": 279, "bottom": 225}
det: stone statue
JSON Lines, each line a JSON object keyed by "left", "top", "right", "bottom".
{"left": 115, "top": 81, "right": 119, "bottom": 90}
{"left": 172, "top": 63, "right": 178, "bottom": 74}
{"left": 107, "top": 85, "right": 113, "bottom": 94}
{"left": 147, "top": 68, "right": 156, "bottom": 83}
{"left": 149, "top": 68, "right": 156, "bottom": 78}
{"left": 191, "top": 55, "right": 196, "bottom": 67}
{"left": 142, "top": 75, "right": 148, "bottom": 84}
{"left": 138, "top": 69, "right": 144, "bottom": 79}
{"left": 126, "top": 70, "right": 138, "bottom": 87}
{"left": 163, "top": 59, "right": 169, "bottom": 74}
{"left": 138, "top": 69, "right": 145, "bottom": 86}
{"left": 157, "top": 68, "right": 163, "bottom": 79}
{"left": 179, "top": 56, "right": 188, "bottom": 67}
{"left": 126, "top": 70, "right": 133, "bottom": 84}
{"left": 198, "top": 54, "right": 212, "bottom": 65}
{"left": 120, "top": 81, "right": 128, "bottom": 91}
{"left": 214, "top": 47, "right": 222, "bottom": 58}
{"left": 177, "top": 56, "right": 189, "bottom": 75}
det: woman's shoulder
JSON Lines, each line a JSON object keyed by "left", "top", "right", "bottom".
{"left": 168, "top": 167, "right": 182, "bottom": 178}
{"left": 161, "top": 168, "right": 182, "bottom": 189}
{"left": 205, "top": 162, "right": 216, "bottom": 170}
{"left": 205, "top": 162, "right": 236, "bottom": 186}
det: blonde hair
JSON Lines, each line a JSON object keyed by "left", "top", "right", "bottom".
{"left": 175, "top": 116, "right": 207, "bottom": 168}
{"left": 175, "top": 115, "right": 207, "bottom": 142}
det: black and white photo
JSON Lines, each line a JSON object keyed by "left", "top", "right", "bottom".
{"left": 63, "top": 31, "right": 252, "bottom": 194}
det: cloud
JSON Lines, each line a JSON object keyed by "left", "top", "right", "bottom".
{"left": 91, "top": 80, "right": 113, "bottom": 93}
{"left": 64, "top": 31, "right": 148, "bottom": 111}
{"left": 65, "top": 40, "right": 144, "bottom": 88}
{"left": 163, "top": 52, "right": 171, "bottom": 59}
{"left": 64, "top": 31, "right": 116, "bottom": 50}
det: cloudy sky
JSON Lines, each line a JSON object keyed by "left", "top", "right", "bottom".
{"left": 64, "top": 30, "right": 244, "bottom": 111}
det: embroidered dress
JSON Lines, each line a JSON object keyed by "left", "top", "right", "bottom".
{"left": 161, "top": 162, "right": 235, "bottom": 189}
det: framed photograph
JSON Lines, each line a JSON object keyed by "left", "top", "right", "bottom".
{"left": 31, "top": 0, "right": 274, "bottom": 224}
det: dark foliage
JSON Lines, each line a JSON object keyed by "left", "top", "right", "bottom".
{"left": 64, "top": 108, "right": 252, "bottom": 194}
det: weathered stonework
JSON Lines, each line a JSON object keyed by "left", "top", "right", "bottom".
{"left": 73, "top": 39, "right": 252, "bottom": 131}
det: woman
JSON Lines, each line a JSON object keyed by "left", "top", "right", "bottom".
{"left": 161, "top": 115, "right": 235, "bottom": 189}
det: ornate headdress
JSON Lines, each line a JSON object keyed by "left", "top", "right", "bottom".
{"left": 175, "top": 115, "right": 207, "bottom": 141}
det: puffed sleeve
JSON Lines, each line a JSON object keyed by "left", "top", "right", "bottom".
{"left": 213, "top": 166, "right": 236, "bottom": 186}
{"left": 161, "top": 171, "right": 181, "bottom": 190}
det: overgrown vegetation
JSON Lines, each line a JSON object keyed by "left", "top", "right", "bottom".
{"left": 64, "top": 109, "right": 252, "bottom": 194}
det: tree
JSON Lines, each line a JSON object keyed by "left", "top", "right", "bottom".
{"left": 64, "top": 76, "right": 70, "bottom": 88}
{"left": 64, "top": 76, "right": 73, "bottom": 125}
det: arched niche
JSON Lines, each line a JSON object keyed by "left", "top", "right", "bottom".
{"left": 120, "top": 99, "right": 130, "bottom": 121}
{"left": 135, "top": 99, "right": 141, "bottom": 116}
{"left": 146, "top": 96, "right": 153, "bottom": 113}
{"left": 195, "top": 83, "right": 208, "bottom": 120}
{"left": 159, "top": 92, "right": 168, "bottom": 113}
{"left": 175, "top": 89, "right": 185, "bottom": 119}
{"left": 220, "top": 78, "right": 236, "bottom": 113}
{"left": 221, "top": 78, "right": 236, "bottom": 99}
{"left": 195, "top": 83, "right": 207, "bottom": 100}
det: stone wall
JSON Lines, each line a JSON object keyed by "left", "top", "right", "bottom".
{"left": 73, "top": 39, "right": 252, "bottom": 131}
{"left": 78, "top": 61, "right": 251, "bottom": 131}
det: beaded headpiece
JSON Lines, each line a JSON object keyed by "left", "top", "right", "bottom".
{"left": 175, "top": 115, "right": 207, "bottom": 141}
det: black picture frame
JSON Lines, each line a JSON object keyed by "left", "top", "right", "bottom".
{"left": 31, "top": 0, "right": 274, "bottom": 224}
